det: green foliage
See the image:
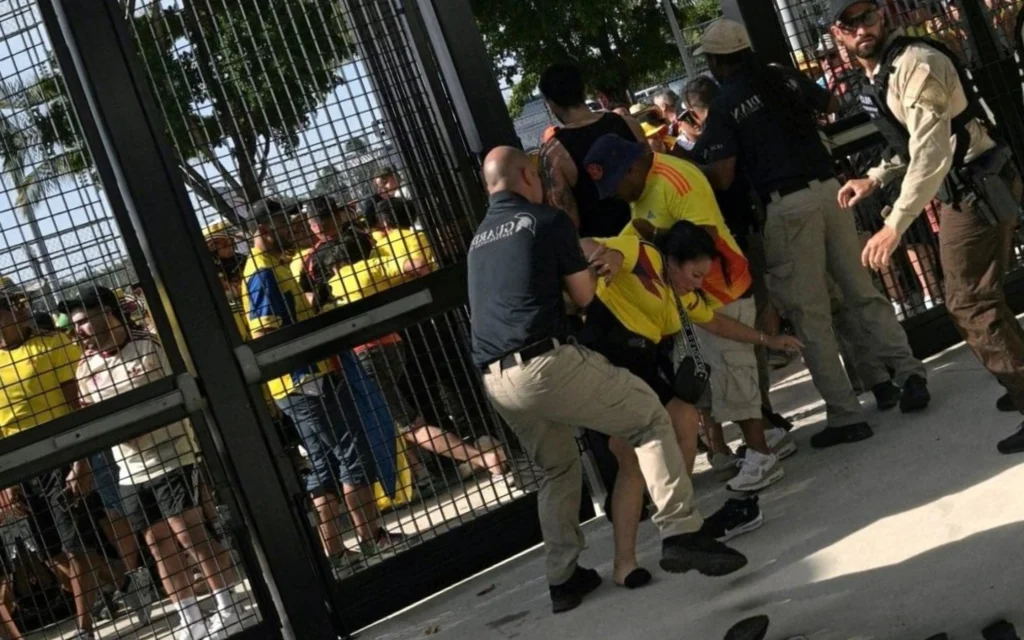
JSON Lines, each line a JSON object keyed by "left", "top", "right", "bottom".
{"left": 25, "top": 0, "right": 353, "bottom": 220}
{"left": 472, "top": 0, "right": 719, "bottom": 117}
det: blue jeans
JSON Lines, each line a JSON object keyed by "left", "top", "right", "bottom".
{"left": 276, "top": 352, "right": 397, "bottom": 496}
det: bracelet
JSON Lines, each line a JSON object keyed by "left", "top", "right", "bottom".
{"left": 758, "top": 332, "right": 766, "bottom": 345}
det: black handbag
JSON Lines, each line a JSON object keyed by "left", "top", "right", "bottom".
{"left": 671, "top": 295, "right": 711, "bottom": 404}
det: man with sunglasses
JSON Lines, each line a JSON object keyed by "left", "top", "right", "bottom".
{"left": 691, "top": 18, "right": 929, "bottom": 450}
{"left": 832, "top": 0, "right": 1024, "bottom": 454}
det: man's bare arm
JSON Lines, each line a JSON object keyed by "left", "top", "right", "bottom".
{"left": 539, "top": 138, "right": 581, "bottom": 228}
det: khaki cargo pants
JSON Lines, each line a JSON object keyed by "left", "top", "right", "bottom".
{"left": 482, "top": 343, "right": 703, "bottom": 585}
{"left": 762, "top": 178, "right": 926, "bottom": 427}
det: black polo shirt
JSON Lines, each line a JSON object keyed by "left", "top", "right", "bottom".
{"left": 693, "top": 66, "right": 834, "bottom": 199}
{"left": 468, "top": 191, "right": 589, "bottom": 368}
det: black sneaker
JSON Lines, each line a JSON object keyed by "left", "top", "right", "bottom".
{"left": 982, "top": 619, "right": 1020, "bottom": 640}
{"left": 899, "top": 375, "right": 930, "bottom": 413}
{"left": 997, "top": 393, "right": 1017, "bottom": 412}
{"left": 809, "top": 422, "right": 874, "bottom": 449}
{"left": 997, "top": 423, "right": 1024, "bottom": 455}
{"left": 725, "top": 615, "right": 770, "bottom": 640}
{"left": 872, "top": 382, "right": 900, "bottom": 411}
{"left": 660, "top": 531, "right": 747, "bottom": 576}
{"left": 700, "top": 497, "right": 764, "bottom": 542}
{"left": 762, "top": 408, "right": 794, "bottom": 432}
{"left": 549, "top": 566, "right": 601, "bottom": 614}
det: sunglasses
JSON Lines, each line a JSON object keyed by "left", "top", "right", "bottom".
{"left": 837, "top": 9, "right": 881, "bottom": 33}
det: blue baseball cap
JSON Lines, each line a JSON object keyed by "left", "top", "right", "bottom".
{"left": 583, "top": 134, "right": 648, "bottom": 200}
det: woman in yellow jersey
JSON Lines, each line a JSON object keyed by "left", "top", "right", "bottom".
{"left": 582, "top": 222, "right": 801, "bottom": 588}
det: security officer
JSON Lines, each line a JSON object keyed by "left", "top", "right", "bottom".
{"left": 831, "top": 0, "right": 1024, "bottom": 454}
{"left": 468, "top": 146, "right": 747, "bottom": 614}
{"left": 692, "top": 18, "right": 930, "bottom": 450}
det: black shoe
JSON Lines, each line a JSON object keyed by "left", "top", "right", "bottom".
{"left": 660, "top": 531, "right": 748, "bottom": 576}
{"left": 899, "top": 375, "right": 931, "bottom": 413}
{"left": 872, "top": 382, "right": 901, "bottom": 411}
{"left": 997, "top": 423, "right": 1024, "bottom": 455}
{"left": 983, "top": 619, "right": 1021, "bottom": 640}
{"left": 701, "top": 496, "right": 764, "bottom": 542}
{"left": 549, "top": 566, "right": 602, "bottom": 614}
{"left": 810, "top": 422, "right": 874, "bottom": 449}
{"left": 997, "top": 392, "right": 1017, "bottom": 412}
{"left": 725, "top": 615, "right": 770, "bottom": 640}
{"left": 762, "top": 407, "right": 794, "bottom": 432}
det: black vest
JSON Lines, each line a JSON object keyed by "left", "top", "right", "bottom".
{"left": 859, "top": 35, "right": 986, "bottom": 172}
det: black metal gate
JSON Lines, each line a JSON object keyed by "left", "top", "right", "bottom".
{"left": 0, "top": 0, "right": 551, "bottom": 638}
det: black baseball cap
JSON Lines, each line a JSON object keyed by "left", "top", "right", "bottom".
{"left": 831, "top": 0, "right": 877, "bottom": 23}
{"left": 582, "top": 134, "right": 648, "bottom": 200}
{"left": 59, "top": 286, "right": 120, "bottom": 316}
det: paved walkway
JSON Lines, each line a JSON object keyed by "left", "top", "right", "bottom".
{"left": 363, "top": 339, "right": 1024, "bottom": 640}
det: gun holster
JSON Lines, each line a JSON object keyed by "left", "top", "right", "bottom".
{"left": 952, "top": 143, "right": 1021, "bottom": 226}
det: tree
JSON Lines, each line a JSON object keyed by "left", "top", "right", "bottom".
{"left": 0, "top": 75, "right": 87, "bottom": 290}
{"left": 472, "top": 0, "right": 720, "bottom": 116}
{"left": 31, "top": 0, "right": 353, "bottom": 224}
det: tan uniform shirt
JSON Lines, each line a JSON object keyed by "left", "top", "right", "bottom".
{"left": 866, "top": 33, "right": 996, "bottom": 235}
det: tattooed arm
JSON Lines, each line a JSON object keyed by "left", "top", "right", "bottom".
{"left": 539, "top": 137, "right": 581, "bottom": 229}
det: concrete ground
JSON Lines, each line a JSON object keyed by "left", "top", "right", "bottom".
{"left": 363, "top": 339, "right": 1024, "bottom": 640}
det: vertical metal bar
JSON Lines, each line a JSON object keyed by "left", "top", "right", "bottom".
{"left": 424, "top": 0, "right": 520, "bottom": 152}
{"left": 662, "top": 0, "right": 697, "bottom": 78}
{"left": 721, "top": 0, "right": 794, "bottom": 67}
{"left": 37, "top": 1, "right": 341, "bottom": 637}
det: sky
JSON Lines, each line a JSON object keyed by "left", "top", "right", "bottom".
{"left": 0, "top": 0, "right": 390, "bottom": 292}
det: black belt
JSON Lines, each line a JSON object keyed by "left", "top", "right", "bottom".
{"left": 760, "top": 176, "right": 832, "bottom": 202}
{"left": 482, "top": 338, "right": 563, "bottom": 374}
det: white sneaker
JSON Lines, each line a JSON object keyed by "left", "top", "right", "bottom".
{"left": 206, "top": 608, "right": 248, "bottom": 640}
{"left": 765, "top": 427, "right": 798, "bottom": 460}
{"left": 173, "top": 619, "right": 210, "bottom": 640}
{"left": 727, "top": 450, "right": 784, "bottom": 493}
{"left": 710, "top": 452, "right": 740, "bottom": 481}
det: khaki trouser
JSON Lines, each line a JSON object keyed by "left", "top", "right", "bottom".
{"left": 762, "top": 179, "right": 926, "bottom": 427}
{"left": 939, "top": 170, "right": 1024, "bottom": 411}
{"left": 482, "top": 343, "right": 702, "bottom": 585}
{"left": 743, "top": 233, "right": 774, "bottom": 411}
{"left": 694, "top": 297, "right": 762, "bottom": 423}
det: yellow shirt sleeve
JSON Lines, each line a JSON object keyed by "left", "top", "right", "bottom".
{"left": 679, "top": 292, "right": 715, "bottom": 325}
{"left": 597, "top": 235, "right": 640, "bottom": 275}
{"left": 46, "top": 334, "right": 81, "bottom": 384}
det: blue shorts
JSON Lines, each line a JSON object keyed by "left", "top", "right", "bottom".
{"left": 90, "top": 450, "right": 129, "bottom": 516}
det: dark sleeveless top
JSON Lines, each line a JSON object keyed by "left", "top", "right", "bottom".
{"left": 553, "top": 112, "right": 635, "bottom": 238}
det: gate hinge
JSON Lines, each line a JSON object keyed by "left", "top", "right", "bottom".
{"left": 234, "top": 344, "right": 261, "bottom": 384}
{"left": 176, "top": 373, "right": 207, "bottom": 413}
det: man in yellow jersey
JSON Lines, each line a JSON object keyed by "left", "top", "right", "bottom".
{"left": 585, "top": 134, "right": 794, "bottom": 492}
{"left": 243, "top": 199, "right": 406, "bottom": 575}
{"left": 0, "top": 286, "right": 121, "bottom": 639}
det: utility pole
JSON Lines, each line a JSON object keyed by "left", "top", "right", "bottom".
{"left": 662, "top": 0, "right": 697, "bottom": 78}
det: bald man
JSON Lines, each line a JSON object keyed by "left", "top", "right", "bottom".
{"left": 468, "top": 147, "right": 747, "bottom": 615}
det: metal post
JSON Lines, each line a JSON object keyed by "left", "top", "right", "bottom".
{"left": 720, "top": 0, "right": 795, "bottom": 67}
{"left": 662, "top": 0, "right": 697, "bottom": 78}
{"left": 424, "top": 0, "right": 520, "bottom": 153}
{"left": 38, "top": 1, "right": 341, "bottom": 637}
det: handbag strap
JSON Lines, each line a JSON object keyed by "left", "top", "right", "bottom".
{"left": 674, "top": 294, "right": 708, "bottom": 372}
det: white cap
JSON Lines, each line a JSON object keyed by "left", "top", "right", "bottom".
{"left": 695, "top": 19, "right": 752, "bottom": 56}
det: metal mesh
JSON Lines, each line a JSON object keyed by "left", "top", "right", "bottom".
{"left": 114, "top": 0, "right": 541, "bottom": 581}
{"left": 0, "top": 420, "right": 260, "bottom": 639}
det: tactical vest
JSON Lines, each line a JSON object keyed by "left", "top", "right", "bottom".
{"left": 858, "top": 35, "right": 988, "bottom": 173}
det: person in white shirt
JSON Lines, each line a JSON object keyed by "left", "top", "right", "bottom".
{"left": 68, "top": 287, "right": 244, "bottom": 640}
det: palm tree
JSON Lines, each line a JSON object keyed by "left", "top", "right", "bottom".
{"left": 0, "top": 74, "right": 87, "bottom": 296}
